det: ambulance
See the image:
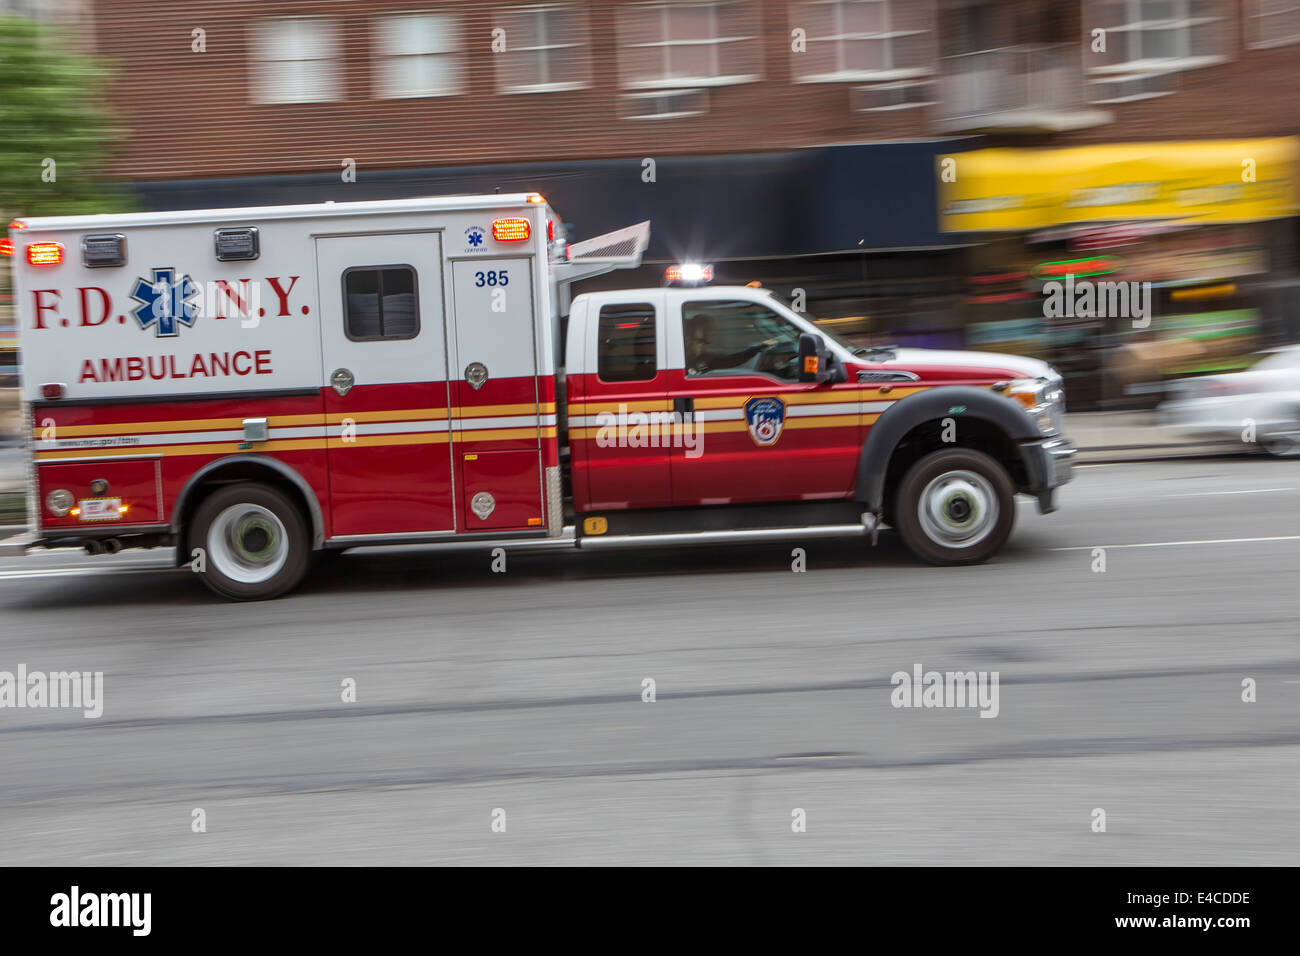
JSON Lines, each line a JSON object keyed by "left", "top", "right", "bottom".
{"left": 6, "top": 194, "right": 1075, "bottom": 600}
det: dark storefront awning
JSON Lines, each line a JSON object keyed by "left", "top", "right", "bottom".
{"left": 130, "top": 140, "right": 972, "bottom": 261}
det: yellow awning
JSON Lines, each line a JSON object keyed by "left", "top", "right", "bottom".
{"left": 938, "top": 138, "right": 1300, "bottom": 232}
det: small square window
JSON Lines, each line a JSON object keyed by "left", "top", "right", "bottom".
{"left": 343, "top": 266, "right": 419, "bottom": 341}
{"left": 597, "top": 303, "right": 657, "bottom": 382}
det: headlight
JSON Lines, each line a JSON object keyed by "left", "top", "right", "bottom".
{"left": 1006, "top": 376, "right": 1065, "bottom": 436}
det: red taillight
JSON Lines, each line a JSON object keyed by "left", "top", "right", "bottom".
{"left": 41, "top": 383, "right": 66, "bottom": 400}
{"left": 547, "top": 219, "right": 555, "bottom": 242}
{"left": 27, "top": 242, "right": 63, "bottom": 265}
{"left": 0, "top": 238, "right": 11, "bottom": 257}
{"left": 492, "top": 218, "right": 531, "bottom": 242}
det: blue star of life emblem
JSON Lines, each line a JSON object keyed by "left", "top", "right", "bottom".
{"left": 467, "top": 230, "right": 484, "bottom": 247}
{"left": 129, "top": 267, "right": 200, "bottom": 337}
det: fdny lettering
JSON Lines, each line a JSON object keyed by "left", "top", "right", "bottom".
{"left": 29, "top": 277, "right": 303, "bottom": 329}
{"left": 266, "top": 276, "right": 300, "bottom": 317}
{"left": 77, "top": 350, "right": 273, "bottom": 383}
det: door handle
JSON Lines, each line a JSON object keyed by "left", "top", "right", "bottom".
{"left": 673, "top": 396, "right": 694, "bottom": 417}
{"left": 330, "top": 367, "right": 354, "bottom": 396}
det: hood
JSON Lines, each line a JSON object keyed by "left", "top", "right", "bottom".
{"left": 874, "top": 348, "right": 1055, "bottom": 382}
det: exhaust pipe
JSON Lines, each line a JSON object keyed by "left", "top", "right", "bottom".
{"left": 103, "top": 538, "right": 122, "bottom": 555}
{"left": 84, "top": 540, "right": 104, "bottom": 556}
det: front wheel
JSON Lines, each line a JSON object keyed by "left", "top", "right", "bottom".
{"left": 894, "top": 448, "right": 1015, "bottom": 565}
{"left": 188, "top": 482, "right": 311, "bottom": 600}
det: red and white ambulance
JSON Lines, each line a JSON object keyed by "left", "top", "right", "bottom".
{"left": 7, "top": 193, "right": 1074, "bottom": 599}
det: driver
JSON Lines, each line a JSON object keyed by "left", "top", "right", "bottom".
{"left": 685, "top": 316, "right": 779, "bottom": 376}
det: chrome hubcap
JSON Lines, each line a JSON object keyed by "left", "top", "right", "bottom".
{"left": 918, "top": 470, "right": 998, "bottom": 548}
{"left": 208, "top": 504, "right": 288, "bottom": 584}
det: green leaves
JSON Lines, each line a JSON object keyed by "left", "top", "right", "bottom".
{"left": 0, "top": 15, "right": 129, "bottom": 219}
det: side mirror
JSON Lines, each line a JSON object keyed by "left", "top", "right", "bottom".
{"left": 798, "top": 332, "right": 832, "bottom": 384}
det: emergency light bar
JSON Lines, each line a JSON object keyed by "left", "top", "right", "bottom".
{"left": 665, "top": 263, "right": 712, "bottom": 286}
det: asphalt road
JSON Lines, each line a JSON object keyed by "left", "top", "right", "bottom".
{"left": 0, "top": 457, "right": 1297, "bottom": 865}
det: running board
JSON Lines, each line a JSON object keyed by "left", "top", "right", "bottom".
{"left": 577, "top": 524, "right": 868, "bottom": 549}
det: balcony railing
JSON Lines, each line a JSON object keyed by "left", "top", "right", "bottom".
{"left": 937, "top": 44, "right": 1110, "bottom": 133}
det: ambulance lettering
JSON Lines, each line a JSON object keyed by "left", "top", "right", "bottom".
{"left": 76, "top": 350, "right": 273, "bottom": 383}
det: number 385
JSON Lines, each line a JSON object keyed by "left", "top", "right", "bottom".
{"left": 474, "top": 269, "right": 509, "bottom": 287}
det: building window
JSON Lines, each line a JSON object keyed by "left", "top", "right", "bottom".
{"left": 791, "top": 0, "right": 933, "bottom": 83}
{"left": 497, "top": 4, "right": 590, "bottom": 93}
{"left": 1247, "top": 0, "right": 1300, "bottom": 48}
{"left": 375, "top": 13, "right": 463, "bottom": 98}
{"left": 251, "top": 18, "right": 341, "bottom": 104}
{"left": 617, "top": 1, "right": 761, "bottom": 90}
{"left": 1086, "top": 0, "right": 1226, "bottom": 78}
{"left": 343, "top": 267, "right": 419, "bottom": 341}
{"left": 597, "top": 304, "right": 658, "bottom": 382}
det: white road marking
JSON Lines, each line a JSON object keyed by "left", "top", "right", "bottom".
{"left": 1162, "top": 487, "right": 1295, "bottom": 498}
{"left": 1052, "top": 535, "right": 1300, "bottom": 552}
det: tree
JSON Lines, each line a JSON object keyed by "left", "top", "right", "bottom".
{"left": 0, "top": 14, "right": 126, "bottom": 220}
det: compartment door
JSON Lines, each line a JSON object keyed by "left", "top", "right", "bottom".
{"left": 448, "top": 257, "right": 545, "bottom": 531}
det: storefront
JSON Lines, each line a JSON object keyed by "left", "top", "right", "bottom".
{"left": 939, "top": 138, "right": 1300, "bottom": 408}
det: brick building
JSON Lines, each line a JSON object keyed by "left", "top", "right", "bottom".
{"left": 7, "top": 0, "right": 1300, "bottom": 403}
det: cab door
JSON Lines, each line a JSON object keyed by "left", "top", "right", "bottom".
{"left": 316, "top": 233, "right": 453, "bottom": 536}
{"left": 666, "top": 294, "right": 863, "bottom": 505}
{"left": 571, "top": 294, "right": 672, "bottom": 510}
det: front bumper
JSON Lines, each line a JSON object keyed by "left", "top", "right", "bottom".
{"left": 1020, "top": 435, "right": 1076, "bottom": 514}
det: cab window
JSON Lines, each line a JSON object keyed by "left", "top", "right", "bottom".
{"left": 597, "top": 303, "right": 657, "bottom": 382}
{"left": 682, "top": 300, "right": 803, "bottom": 381}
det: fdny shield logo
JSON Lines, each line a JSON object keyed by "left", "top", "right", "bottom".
{"left": 745, "top": 397, "right": 785, "bottom": 446}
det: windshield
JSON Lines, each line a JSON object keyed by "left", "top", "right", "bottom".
{"left": 760, "top": 289, "right": 863, "bottom": 355}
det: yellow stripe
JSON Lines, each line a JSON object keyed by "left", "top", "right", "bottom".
{"left": 583, "top": 399, "right": 673, "bottom": 414}
{"left": 36, "top": 437, "right": 329, "bottom": 461}
{"left": 456, "top": 426, "right": 557, "bottom": 442}
{"left": 785, "top": 414, "right": 861, "bottom": 429}
{"left": 454, "top": 401, "right": 556, "bottom": 418}
{"left": 325, "top": 433, "right": 449, "bottom": 449}
{"left": 35, "top": 426, "right": 562, "bottom": 460}
{"left": 36, "top": 413, "right": 328, "bottom": 438}
{"left": 35, "top": 402, "right": 552, "bottom": 437}
{"left": 324, "top": 408, "right": 446, "bottom": 424}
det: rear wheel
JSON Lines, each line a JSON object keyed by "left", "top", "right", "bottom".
{"left": 894, "top": 448, "right": 1015, "bottom": 565}
{"left": 189, "top": 483, "right": 311, "bottom": 600}
{"left": 1261, "top": 414, "right": 1300, "bottom": 458}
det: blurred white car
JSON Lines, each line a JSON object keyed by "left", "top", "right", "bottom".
{"left": 1160, "top": 346, "right": 1300, "bottom": 457}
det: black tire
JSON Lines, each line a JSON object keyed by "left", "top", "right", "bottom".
{"left": 188, "top": 482, "right": 311, "bottom": 600}
{"left": 893, "top": 448, "right": 1016, "bottom": 566}
{"left": 1260, "top": 413, "right": 1300, "bottom": 458}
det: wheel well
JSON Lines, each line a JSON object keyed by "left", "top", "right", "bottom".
{"left": 176, "top": 462, "right": 319, "bottom": 555}
{"left": 880, "top": 417, "right": 1027, "bottom": 519}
